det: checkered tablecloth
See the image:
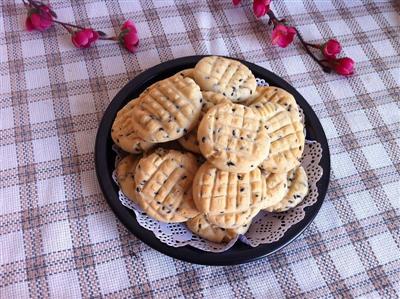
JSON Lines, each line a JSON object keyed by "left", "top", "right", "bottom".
{"left": 1, "top": 0, "right": 399, "bottom": 298}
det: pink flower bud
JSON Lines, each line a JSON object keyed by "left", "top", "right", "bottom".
{"left": 253, "top": 0, "right": 271, "bottom": 18}
{"left": 119, "top": 20, "right": 139, "bottom": 53}
{"left": 322, "top": 39, "right": 341, "bottom": 59}
{"left": 232, "top": 0, "right": 241, "bottom": 5}
{"left": 71, "top": 29, "right": 99, "bottom": 48}
{"left": 271, "top": 24, "right": 296, "bottom": 48}
{"left": 25, "top": 5, "right": 54, "bottom": 32}
{"left": 333, "top": 57, "right": 355, "bottom": 76}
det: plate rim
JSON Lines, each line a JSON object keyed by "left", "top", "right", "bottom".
{"left": 95, "top": 55, "right": 331, "bottom": 266}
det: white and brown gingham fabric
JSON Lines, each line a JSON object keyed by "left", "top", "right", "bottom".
{"left": 1, "top": 0, "right": 399, "bottom": 298}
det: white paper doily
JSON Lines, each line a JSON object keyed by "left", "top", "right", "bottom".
{"left": 112, "top": 78, "right": 323, "bottom": 252}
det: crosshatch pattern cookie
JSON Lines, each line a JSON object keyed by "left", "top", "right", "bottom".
{"left": 250, "top": 102, "right": 305, "bottom": 173}
{"left": 198, "top": 102, "right": 270, "bottom": 172}
{"left": 206, "top": 205, "right": 261, "bottom": 229}
{"left": 178, "top": 91, "right": 231, "bottom": 153}
{"left": 261, "top": 171, "right": 288, "bottom": 209}
{"left": 176, "top": 68, "right": 195, "bottom": 79}
{"left": 111, "top": 99, "right": 155, "bottom": 153}
{"left": 246, "top": 86, "right": 301, "bottom": 124}
{"left": 266, "top": 166, "right": 308, "bottom": 212}
{"left": 134, "top": 149, "right": 200, "bottom": 222}
{"left": 193, "top": 162, "right": 267, "bottom": 215}
{"left": 131, "top": 75, "right": 202, "bottom": 143}
{"left": 193, "top": 56, "right": 257, "bottom": 102}
{"left": 186, "top": 214, "right": 238, "bottom": 243}
{"left": 116, "top": 155, "right": 141, "bottom": 204}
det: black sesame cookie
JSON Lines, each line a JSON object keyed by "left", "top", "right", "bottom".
{"left": 192, "top": 162, "right": 267, "bottom": 228}
{"left": 130, "top": 75, "right": 202, "bottom": 143}
{"left": 134, "top": 148, "right": 200, "bottom": 222}
{"left": 261, "top": 171, "right": 288, "bottom": 209}
{"left": 197, "top": 102, "right": 270, "bottom": 172}
{"left": 178, "top": 91, "right": 230, "bottom": 154}
{"left": 246, "top": 86, "right": 302, "bottom": 127}
{"left": 186, "top": 214, "right": 250, "bottom": 243}
{"left": 176, "top": 68, "right": 195, "bottom": 79}
{"left": 111, "top": 99, "right": 155, "bottom": 154}
{"left": 265, "top": 166, "right": 308, "bottom": 212}
{"left": 193, "top": 56, "right": 257, "bottom": 102}
{"left": 251, "top": 102, "right": 305, "bottom": 173}
{"left": 115, "top": 154, "right": 141, "bottom": 204}
{"left": 206, "top": 206, "right": 261, "bottom": 229}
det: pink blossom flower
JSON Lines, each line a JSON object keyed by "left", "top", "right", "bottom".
{"left": 253, "top": 0, "right": 271, "bottom": 18}
{"left": 26, "top": 5, "right": 54, "bottom": 32}
{"left": 71, "top": 28, "right": 99, "bottom": 48}
{"left": 332, "top": 57, "right": 355, "bottom": 76}
{"left": 232, "top": 0, "right": 241, "bottom": 5}
{"left": 119, "top": 20, "right": 139, "bottom": 53}
{"left": 271, "top": 24, "right": 296, "bottom": 48}
{"left": 322, "top": 39, "right": 341, "bottom": 59}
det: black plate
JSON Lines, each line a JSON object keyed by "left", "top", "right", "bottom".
{"left": 95, "top": 56, "right": 330, "bottom": 266}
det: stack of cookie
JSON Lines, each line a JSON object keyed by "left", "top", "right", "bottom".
{"left": 113, "top": 56, "right": 308, "bottom": 244}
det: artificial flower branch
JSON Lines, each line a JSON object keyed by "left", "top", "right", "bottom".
{"left": 234, "top": 0, "right": 355, "bottom": 76}
{"left": 23, "top": 0, "right": 139, "bottom": 52}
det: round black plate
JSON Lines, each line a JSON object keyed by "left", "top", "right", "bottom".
{"left": 95, "top": 56, "right": 330, "bottom": 266}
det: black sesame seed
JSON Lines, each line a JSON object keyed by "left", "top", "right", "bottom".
{"left": 237, "top": 175, "right": 243, "bottom": 180}
{"left": 202, "top": 137, "right": 206, "bottom": 142}
{"left": 182, "top": 175, "right": 187, "bottom": 180}
{"left": 240, "top": 187, "right": 245, "bottom": 192}
{"left": 232, "top": 130, "right": 236, "bottom": 136}
{"left": 136, "top": 187, "right": 140, "bottom": 192}
{"left": 227, "top": 161, "right": 235, "bottom": 166}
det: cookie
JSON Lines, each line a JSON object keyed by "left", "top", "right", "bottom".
{"left": 250, "top": 102, "right": 305, "bottom": 173}
{"left": 193, "top": 162, "right": 266, "bottom": 215}
{"left": 131, "top": 75, "right": 202, "bottom": 143}
{"left": 206, "top": 206, "right": 260, "bottom": 229}
{"left": 176, "top": 68, "right": 195, "bottom": 79}
{"left": 197, "top": 102, "right": 270, "bottom": 172}
{"left": 178, "top": 91, "right": 230, "bottom": 153}
{"left": 134, "top": 148, "right": 200, "bottom": 222}
{"left": 261, "top": 171, "right": 288, "bottom": 209}
{"left": 246, "top": 86, "right": 301, "bottom": 124}
{"left": 266, "top": 166, "right": 308, "bottom": 212}
{"left": 186, "top": 214, "right": 236, "bottom": 243}
{"left": 193, "top": 56, "right": 257, "bottom": 102}
{"left": 111, "top": 99, "right": 155, "bottom": 153}
{"left": 116, "top": 154, "right": 140, "bottom": 203}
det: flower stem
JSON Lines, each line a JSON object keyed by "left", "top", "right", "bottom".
{"left": 305, "top": 42, "right": 320, "bottom": 49}
{"left": 58, "top": 22, "right": 73, "bottom": 34}
{"left": 53, "top": 19, "right": 85, "bottom": 30}
{"left": 295, "top": 28, "right": 331, "bottom": 73}
{"left": 99, "top": 36, "right": 118, "bottom": 41}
